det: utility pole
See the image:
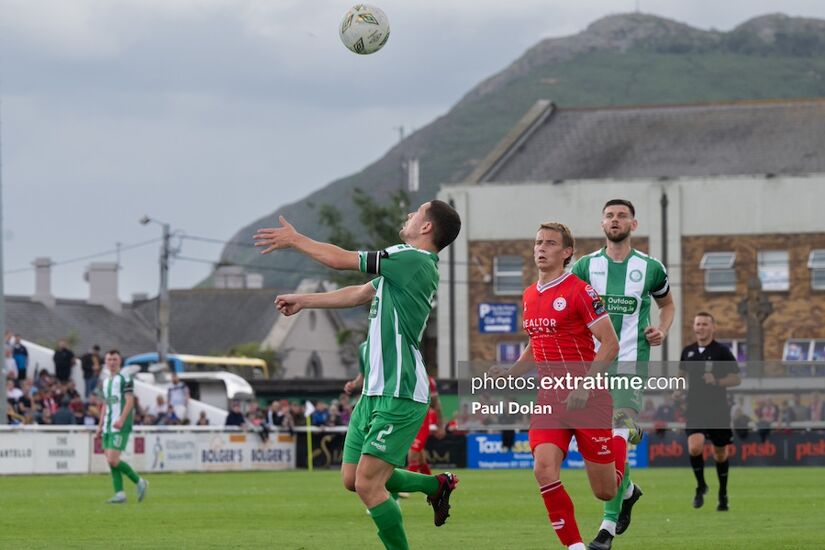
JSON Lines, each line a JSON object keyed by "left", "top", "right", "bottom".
{"left": 738, "top": 276, "right": 773, "bottom": 375}
{"left": 158, "top": 223, "right": 171, "bottom": 367}
{"left": 660, "top": 191, "right": 669, "bottom": 361}
{"left": 141, "top": 216, "right": 171, "bottom": 369}
{"left": 0, "top": 102, "right": 6, "bottom": 424}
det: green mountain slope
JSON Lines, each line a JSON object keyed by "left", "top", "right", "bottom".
{"left": 217, "top": 13, "right": 825, "bottom": 290}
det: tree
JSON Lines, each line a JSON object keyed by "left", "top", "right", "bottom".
{"left": 316, "top": 187, "right": 410, "bottom": 287}
{"left": 222, "top": 342, "right": 281, "bottom": 378}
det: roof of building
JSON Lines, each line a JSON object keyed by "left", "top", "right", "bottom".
{"left": 469, "top": 98, "right": 825, "bottom": 183}
{"left": 4, "top": 296, "right": 155, "bottom": 357}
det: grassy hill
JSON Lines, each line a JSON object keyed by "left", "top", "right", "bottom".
{"left": 216, "top": 13, "right": 825, "bottom": 290}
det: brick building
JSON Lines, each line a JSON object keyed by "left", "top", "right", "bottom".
{"left": 435, "top": 99, "right": 825, "bottom": 376}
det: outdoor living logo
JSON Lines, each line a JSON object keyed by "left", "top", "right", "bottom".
{"left": 604, "top": 294, "right": 638, "bottom": 315}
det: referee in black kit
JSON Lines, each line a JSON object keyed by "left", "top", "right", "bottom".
{"left": 679, "top": 311, "right": 741, "bottom": 511}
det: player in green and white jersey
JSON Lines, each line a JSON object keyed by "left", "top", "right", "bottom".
{"left": 94, "top": 349, "right": 148, "bottom": 504}
{"left": 571, "top": 199, "right": 674, "bottom": 550}
{"left": 254, "top": 200, "right": 461, "bottom": 550}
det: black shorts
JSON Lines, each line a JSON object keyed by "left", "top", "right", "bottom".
{"left": 686, "top": 428, "right": 733, "bottom": 448}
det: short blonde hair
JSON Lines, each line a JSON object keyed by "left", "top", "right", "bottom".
{"left": 537, "top": 222, "right": 575, "bottom": 267}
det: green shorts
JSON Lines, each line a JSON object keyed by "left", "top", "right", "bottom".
{"left": 343, "top": 395, "right": 428, "bottom": 467}
{"left": 102, "top": 431, "right": 130, "bottom": 452}
{"left": 611, "top": 375, "right": 645, "bottom": 413}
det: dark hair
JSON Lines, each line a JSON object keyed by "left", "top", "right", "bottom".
{"left": 695, "top": 311, "right": 715, "bottom": 322}
{"left": 425, "top": 200, "right": 462, "bottom": 251}
{"left": 603, "top": 199, "right": 635, "bottom": 218}
{"left": 92, "top": 345, "right": 100, "bottom": 351}
{"left": 105, "top": 349, "right": 122, "bottom": 359}
{"left": 537, "top": 222, "right": 576, "bottom": 267}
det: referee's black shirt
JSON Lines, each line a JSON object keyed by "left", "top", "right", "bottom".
{"left": 680, "top": 340, "right": 738, "bottom": 429}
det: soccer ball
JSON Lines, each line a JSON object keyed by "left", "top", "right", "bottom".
{"left": 339, "top": 4, "right": 390, "bottom": 55}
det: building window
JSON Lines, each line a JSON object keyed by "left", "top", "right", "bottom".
{"left": 494, "top": 255, "right": 523, "bottom": 295}
{"left": 758, "top": 250, "right": 789, "bottom": 291}
{"left": 496, "top": 341, "right": 528, "bottom": 362}
{"left": 700, "top": 252, "right": 736, "bottom": 292}
{"left": 717, "top": 339, "right": 747, "bottom": 362}
{"left": 809, "top": 249, "right": 825, "bottom": 290}
{"left": 783, "top": 339, "right": 810, "bottom": 361}
{"left": 784, "top": 339, "right": 825, "bottom": 376}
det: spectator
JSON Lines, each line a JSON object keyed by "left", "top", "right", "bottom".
{"left": 310, "top": 401, "right": 330, "bottom": 427}
{"left": 338, "top": 403, "right": 352, "bottom": 426}
{"left": 655, "top": 395, "right": 677, "bottom": 423}
{"left": 65, "top": 380, "right": 81, "bottom": 401}
{"left": 69, "top": 394, "right": 86, "bottom": 424}
{"left": 792, "top": 395, "right": 810, "bottom": 422}
{"left": 163, "top": 404, "right": 180, "bottom": 425}
{"left": 196, "top": 411, "right": 210, "bottom": 426}
{"left": 84, "top": 396, "right": 101, "bottom": 427}
{"left": 810, "top": 393, "right": 824, "bottom": 422}
{"left": 12, "top": 335, "right": 28, "bottom": 382}
{"left": 147, "top": 395, "right": 167, "bottom": 424}
{"left": 755, "top": 399, "right": 779, "bottom": 442}
{"left": 639, "top": 398, "right": 656, "bottom": 422}
{"left": 52, "top": 397, "right": 75, "bottom": 425}
{"left": 80, "top": 345, "right": 102, "bottom": 398}
{"left": 6, "top": 380, "right": 23, "bottom": 416}
{"left": 779, "top": 400, "right": 796, "bottom": 428}
{"left": 225, "top": 402, "right": 246, "bottom": 427}
{"left": 167, "top": 373, "right": 190, "bottom": 422}
{"left": 4, "top": 347, "right": 18, "bottom": 383}
{"left": 35, "top": 370, "right": 52, "bottom": 393}
{"left": 53, "top": 340, "right": 76, "bottom": 384}
{"left": 266, "top": 400, "right": 292, "bottom": 430}
{"left": 290, "top": 402, "right": 305, "bottom": 425}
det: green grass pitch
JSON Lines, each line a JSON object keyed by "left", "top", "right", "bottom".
{"left": 2, "top": 467, "right": 821, "bottom": 549}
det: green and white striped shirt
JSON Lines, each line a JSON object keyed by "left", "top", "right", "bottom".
{"left": 572, "top": 248, "right": 669, "bottom": 371}
{"left": 358, "top": 244, "right": 438, "bottom": 404}
{"left": 101, "top": 371, "right": 134, "bottom": 434}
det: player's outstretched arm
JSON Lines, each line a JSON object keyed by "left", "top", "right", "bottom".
{"left": 254, "top": 216, "right": 359, "bottom": 271}
{"left": 275, "top": 282, "right": 376, "bottom": 316}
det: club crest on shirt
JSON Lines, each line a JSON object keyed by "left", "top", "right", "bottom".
{"left": 553, "top": 297, "right": 567, "bottom": 311}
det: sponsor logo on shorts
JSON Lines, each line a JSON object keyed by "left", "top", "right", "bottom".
{"left": 370, "top": 441, "right": 386, "bottom": 452}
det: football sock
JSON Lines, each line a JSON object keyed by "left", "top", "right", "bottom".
{"left": 540, "top": 481, "right": 582, "bottom": 547}
{"left": 613, "top": 436, "right": 628, "bottom": 486}
{"left": 690, "top": 453, "right": 706, "bottom": 488}
{"left": 385, "top": 468, "right": 439, "bottom": 496}
{"left": 369, "top": 498, "right": 409, "bottom": 550}
{"left": 716, "top": 459, "right": 729, "bottom": 495}
{"left": 599, "top": 520, "right": 617, "bottom": 537}
{"left": 418, "top": 463, "right": 432, "bottom": 475}
{"left": 117, "top": 461, "right": 141, "bottom": 484}
{"left": 110, "top": 465, "right": 124, "bottom": 493}
{"left": 604, "top": 472, "right": 630, "bottom": 521}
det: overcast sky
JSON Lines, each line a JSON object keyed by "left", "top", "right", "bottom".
{"left": 3, "top": 0, "right": 825, "bottom": 301}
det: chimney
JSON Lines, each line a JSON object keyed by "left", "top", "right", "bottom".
{"left": 84, "top": 262, "right": 121, "bottom": 313}
{"left": 32, "top": 257, "right": 56, "bottom": 307}
{"left": 245, "top": 272, "right": 264, "bottom": 289}
{"left": 214, "top": 265, "right": 246, "bottom": 289}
